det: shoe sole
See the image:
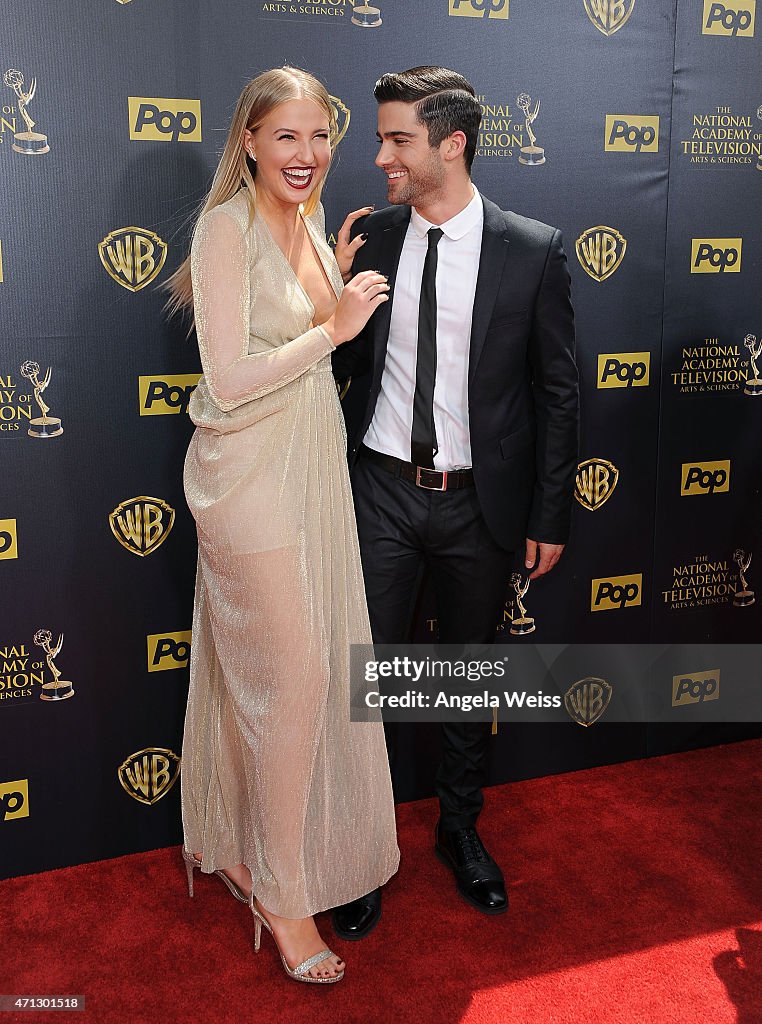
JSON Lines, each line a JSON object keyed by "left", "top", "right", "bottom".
{"left": 434, "top": 845, "right": 509, "bottom": 916}
{"left": 331, "top": 905, "right": 382, "bottom": 942}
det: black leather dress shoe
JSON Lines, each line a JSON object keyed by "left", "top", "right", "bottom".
{"left": 331, "top": 888, "right": 382, "bottom": 941}
{"left": 434, "top": 822, "right": 508, "bottom": 915}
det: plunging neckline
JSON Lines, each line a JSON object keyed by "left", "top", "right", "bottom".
{"left": 255, "top": 203, "right": 340, "bottom": 322}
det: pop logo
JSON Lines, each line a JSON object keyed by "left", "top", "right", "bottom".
{"left": 691, "top": 238, "right": 742, "bottom": 273}
{"left": 138, "top": 375, "right": 201, "bottom": 416}
{"left": 605, "top": 115, "right": 659, "bottom": 152}
{"left": 128, "top": 98, "right": 202, "bottom": 142}
{"left": 680, "top": 461, "right": 731, "bottom": 495}
{"left": 0, "top": 519, "right": 18, "bottom": 560}
{"left": 597, "top": 352, "right": 650, "bottom": 388}
{"left": 672, "top": 669, "right": 720, "bottom": 706}
{"left": 591, "top": 573, "right": 642, "bottom": 611}
{"left": 448, "top": 0, "right": 509, "bottom": 18}
{"left": 702, "top": 0, "right": 755, "bottom": 35}
{"left": 147, "top": 631, "right": 192, "bottom": 673}
{"left": 0, "top": 779, "right": 28, "bottom": 821}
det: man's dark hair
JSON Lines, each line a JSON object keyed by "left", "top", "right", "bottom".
{"left": 373, "top": 66, "right": 482, "bottom": 173}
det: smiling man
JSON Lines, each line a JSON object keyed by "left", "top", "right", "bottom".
{"left": 332, "top": 66, "right": 579, "bottom": 939}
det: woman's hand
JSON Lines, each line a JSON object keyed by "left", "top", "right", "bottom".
{"left": 323, "top": 271, "right": 389, "bottom": 346}
{"left": 335, "top": 207, "right": 373, "bottom": 282}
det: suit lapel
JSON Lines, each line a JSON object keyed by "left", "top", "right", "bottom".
{"left": 372, "top": 207, "right": 411, "bottom": 381}
{"left": 468, "top": 197, "right": 510, "bottom": 386}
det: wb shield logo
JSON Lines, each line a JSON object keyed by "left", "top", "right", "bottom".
{"left": 584, "top": 0, "right": 635, "bottom": 34}
{"left": 118, "top": 748, "right": 180, "bottom": 805}
{"left": 109, "top": 497, "right": 175, "bottom": 556}
{"left": 681, "top": 461, "right": 731, "bottom": 495}
{"left": 703, "top": 0, "right": 755, "bottom": 34}
{"left": 99, "top": 227, "right": 168, "bottom": 292}
{"left": 691, "top": 238, "right": 742, "bottom": 273}
{"left": 0, "top": 518, "right": 18, "bottom": 560}
{"left": 605, "top": 115, "right": 659, "bottom": 152}
{"left": 139, "top": 375, "right": 200, "bottom": 416}
{"left": 591, "top": 573, "right": 642, "bottom": 611}
{"left": 597, "top": 352, "right": 650, "bottom": 388}
{"left": 128, "top": 98, "right": 202, "bottom": 142}
{"left": 564, "top": 678, "right": 612, "bottom": 726}
{"left": 575, "top": 458, "right": 619, "bottom": 510}
{"left": 576, "top": 226, "right": 627, "bottom": 282}
{"left": 672, "top": 669, "right": 720, "bottom": 706}
{"left": 329, "top": 96, "right": 351, "bottom": 147}
{"left": 147, "top": 631, "right": 192, "bottom": 673}
{"left": 449, "top": 0, "right": 509, "bottom": 18}
{"left": 0, "top": 779, "right": 29, "bottom": 821}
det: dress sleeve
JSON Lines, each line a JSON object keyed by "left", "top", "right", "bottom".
{"left": 190, "top": 206, "right": 336, "bottom": 412}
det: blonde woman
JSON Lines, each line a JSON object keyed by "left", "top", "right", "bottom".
{"left": 166, "top": 67, "right": 399, "bottom": 984}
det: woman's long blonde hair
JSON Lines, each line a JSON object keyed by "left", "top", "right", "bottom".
{"left": 164, "top": 66, "right": 336, "bottom": 317}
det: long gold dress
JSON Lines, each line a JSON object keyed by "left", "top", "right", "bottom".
{"left": 180, "top": 188, "right": 399, "bottom": 919}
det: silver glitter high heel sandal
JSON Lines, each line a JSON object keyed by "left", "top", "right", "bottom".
{"left": 249, "top": 894, "right": 345, "bottom": 985}
{"left": 182, "top": 848, "right": 249, "bottom": 905}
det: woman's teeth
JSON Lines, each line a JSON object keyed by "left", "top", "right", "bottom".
{"left": 283, "top": 168, "right": 314, "bottom": 188}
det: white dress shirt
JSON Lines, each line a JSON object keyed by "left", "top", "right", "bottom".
{"left": 363, "top": 186, "right": 484, "bottom": 471}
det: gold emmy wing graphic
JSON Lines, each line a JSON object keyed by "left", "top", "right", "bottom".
{"left": 733, "top": 549, "right": 755, "bottom": 606}
{"left": 329, "top": 96, "right": 350, "bottom": 147}
{"left": 517, "top": 93, "right": 545, "bottom": 165}
{"left": 351, "top": 2, "right": 382, "bottom": 26}
{"left": 576, "top": 226, "right": 627, "bottom": 282}
{"left": 564, "top": 677, "right": 612, "bottom": 726}
{"left": 3, "top": 68, "right": 50, "bottom": 155}
{"left": 583, "top": 0, "right": 635, "bottom": 35}
{"left": 98, "top": 227, "right": 168, "bottom": 292}
{"left": 744, "top": 334, "right": 762, "bottom": 395}
{"left": 109, "top": 496, "right": 175, "bottom": 556}
{"left": 118, "top": 748, "right": 180, "bottom": 805}
{"left": 20, "top": 361, "right": 63, "bottom": 438}
{"left": 575, "top": 458, "right": 619, "bottom": 510}
{"left": 33, "top": 629, "right": 74, "bottom": 701}
{"left": 509, "top": 573, "right": 536, "bottom": 635}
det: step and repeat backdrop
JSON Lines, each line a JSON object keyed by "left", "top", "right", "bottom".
{"left": 2, "top": 0, "right": 760, "bottom": 877}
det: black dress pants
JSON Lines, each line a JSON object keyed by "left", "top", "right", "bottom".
{"left": 351, "top": 454, "right": 514, "bottom": 830}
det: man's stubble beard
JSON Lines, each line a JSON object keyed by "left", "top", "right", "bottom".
{"left": 387, "top": 149, "right": 446, "bottom": 208}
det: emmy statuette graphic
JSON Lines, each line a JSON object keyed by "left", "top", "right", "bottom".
{"left": 733, "top": 550, "right": 755, "bottom": 607}
{"left": 4, "top": 69, "right": 50, "bottom": 155}
{"left": 34, "top": 629, "right": 75, "bottom": 701}
{"left": 509, "top": 573, "right": 536, "bottom": 635}
{"left": 20, "top": 361, "right": 63, "bottom": 437}
{"left": 517, "top": 93, "right": 545, "bottom": 166}
{"left": 743, "top": 335, "right": 762, "bottom": 396}
{"left": 352, "top": 2, "right": 382, "bottom": 26}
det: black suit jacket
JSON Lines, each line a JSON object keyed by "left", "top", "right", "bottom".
{"left": 332, "top": 194, "right": 579, "bottom": 552}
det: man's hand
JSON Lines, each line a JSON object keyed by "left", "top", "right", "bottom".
{"left": 335, "top": 206, "right": 373, "bottom": 282}
{"left": 524, "top": 539, "right": 565, "bottom": 580}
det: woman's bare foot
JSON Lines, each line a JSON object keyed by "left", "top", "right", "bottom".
{"left": 192, "top": 854, "right": 252, "bottom": 900}
{"left": 254, "top": 900, "right": 345, "bottom": 980}
{"left": 192, "top": 855, "right": 343, "bottom": 980}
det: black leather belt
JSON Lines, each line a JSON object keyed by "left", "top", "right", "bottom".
{"left": 359, "top": 445, "right": 474, "bottom": 491}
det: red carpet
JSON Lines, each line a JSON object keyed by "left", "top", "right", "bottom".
{"left": 3, "top": 741, "right": 762, "bottom": 1024}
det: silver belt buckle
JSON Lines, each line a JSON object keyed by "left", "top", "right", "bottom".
{"left": 415, "top": 466, "right": 448, "bottom": 491}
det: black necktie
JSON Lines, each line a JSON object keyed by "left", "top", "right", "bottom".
{"left": 411, "top": 227, "right": 443, "bottom": 468}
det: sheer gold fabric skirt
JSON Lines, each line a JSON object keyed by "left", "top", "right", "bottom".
{"left": 181, "top": 359, "right": 400, "bottom": 918}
